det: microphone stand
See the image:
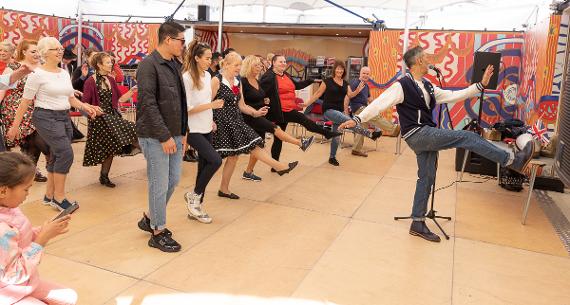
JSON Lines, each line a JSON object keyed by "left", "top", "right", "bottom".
{"left": 394, "top": 69, "right": 452, "bottom": 240}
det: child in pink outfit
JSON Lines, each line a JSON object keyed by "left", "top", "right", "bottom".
{"left": 0, "top": 152, "right": 77, "bottom": 305}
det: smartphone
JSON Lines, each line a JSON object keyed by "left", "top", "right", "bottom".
{"left": 53, "top": 203, "right": 79, "bottom": 220}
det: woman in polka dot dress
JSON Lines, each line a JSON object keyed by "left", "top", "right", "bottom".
{"left": 82, "top": 52, "right": 138, "bottom": 188}
{"left": 211, "top": 52, "right": 298, "bottom": 199}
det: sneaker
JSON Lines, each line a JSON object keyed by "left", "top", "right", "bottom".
{"left": 184, "top": 192, "right": 213, "bottom": 224}
{"left": 370, "top": 130, "right": 382, "bottom": 141}
{"left": 34, "top": 170, "right": 47, "bottom": 182}
{"left": 137, "top": 214, "right": 172, "bottom": 236}
{"left": 409, "top": 221, "right": 441, "bottom": 242}
{"left": 328, "top": 157, "right": 340, "bottom": 166}
{"left": 300, "top": 136, "right": 315, "bottom": 152}
{"left": 51, "top": 198, "right": 76, "bottom": 211}
{"left": 148, "top": 231, "right": 181, "bottom": 252}
{"left": 507, "top": 140, "right": 535, "bottom": 174}
{"left": 42, "top": 195, "right": 53, "bottom": 206}
{"left": 242, "top": 171, "right": 262, "bottom": 182}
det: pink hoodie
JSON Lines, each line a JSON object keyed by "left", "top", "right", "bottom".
{"left": 0, "top": 206, "right": 43, "bottom": 304}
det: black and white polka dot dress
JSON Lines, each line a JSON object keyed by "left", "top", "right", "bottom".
{"left": 212, "top": 74, "right": 263, "bottom": 158}
{"left": 83, "top": 73, "right": 137, "bottom": 166}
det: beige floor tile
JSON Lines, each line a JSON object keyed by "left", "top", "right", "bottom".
{"left": 293, "top": 220, "right": 453, "bottom": 305}
{"left": 455, "top": 188, "right": 568, "bottom": 257}
{"left": 46, "top": 189, "right": 258, "bottom": 278}
{"left": 453, "top": 238, "right": 570, "bottom": 305}
{"left": 21, "top": 177, "right": 150, "bottom": 240}
{"left": 317, "top": 148, "right": 397, "bottom": 177}
{"left": 203, "top": 164, "right": 314, "bottom": 202}
{"left": 145, "top": 204, "right": 348, "bottom": 296}
{"left": 39, "top": 254, "right": 137, "bottom": 305}
{"left": 354, "top": 177, "right": 456, "bottom": 235}
{"left": 268, "top": 167, "right": 381, "bottom": 217}
{"left": 104, "top": 281, "right": 182, "bottom": 305}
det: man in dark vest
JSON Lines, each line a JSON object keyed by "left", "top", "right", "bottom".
{"left": 340, "top": 46, "right": 534, "bottom": 242}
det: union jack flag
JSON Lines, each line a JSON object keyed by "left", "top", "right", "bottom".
{"left": 530, "top": 118, "right": 550, "bottom": 144}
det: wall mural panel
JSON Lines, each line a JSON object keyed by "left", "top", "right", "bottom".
{"left": 519, "top": 14, "right": 567, "bottom": 133}
{"left": 368, "top": 30, "right": 524, "bottom": 129}
{"left": 0, "top": 9, "right": 159, "bottom": 65}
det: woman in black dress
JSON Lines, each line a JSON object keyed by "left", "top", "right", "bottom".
{"left": 82, "top": 52, "right": 139, "bottom": 187}
{"left": 305, "top": 61, "right": 381, "bottom": 166}
{"left": 240, "top": 55, "right": 314, "bottom": 182}
{"left": 211, "top": 52, "right": 298, "bottom": 199}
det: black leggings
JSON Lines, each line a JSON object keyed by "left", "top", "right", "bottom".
{"left": 271, "top": 110, "right": 332, "bottom": 160}
{"left": 187, "top": 133, "right": 222, "bottom": 195}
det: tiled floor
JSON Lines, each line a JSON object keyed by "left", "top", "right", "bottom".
{"left": 18, "top": 129, "right": 570, "bottom": 305}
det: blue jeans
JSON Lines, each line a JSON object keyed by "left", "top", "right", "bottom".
{"left": 404, "top": 126, "right": 510, "bottom": 220}
{"left": 139, "top": 136, "right": 184, "bottom": 230}
{"left": 324, "top": 109, "right": 371, "bottom": 158}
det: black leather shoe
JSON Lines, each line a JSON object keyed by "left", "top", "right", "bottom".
{"left": 276, "top": 161, "right": 299, "bottom": 176}
{"left": 218, "top": 190, "right": 240, "bottom": 199}
{"left": 409, "top": 221, "right": 441, "bottom": 242}
{"left": 508, "top": 140, "right": 535, "bottom": 174}
{"left": 371, "top": 130, "right": 382, "bottom": 141}
{"left": 137, "top": 214, "right": 172, "bottom": 236}
{"left": 324, "top": 130, "right": 343, "bottom": 139}
{"left": 148, "top": 231, "right": 181, "bottom": 252}
{"left": 34, "top": 171, "right": 48, "bottom": 182}
{"left": 328, "top": 157, "right": 340, "bottom": 166}
{"left": 99, "top": 174, "right": 116, "bottom": 188}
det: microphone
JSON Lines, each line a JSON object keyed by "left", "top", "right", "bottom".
{"left": 428, "top": 64, "right": 441, "bottom": 76}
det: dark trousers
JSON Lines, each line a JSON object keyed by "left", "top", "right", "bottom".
{"left": 187, "top": 132, "right": 222, "bottom": 195}
{"left": 271, "top": 110, "right": 330, "bottom": 160}
{"left": 32, "top": 108, "right": 74, "bottom": 174}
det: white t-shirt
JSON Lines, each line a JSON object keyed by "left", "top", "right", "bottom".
{"left": 183, "top": 70, "right": 213, "bottom": 134}
{"left": 22, "top": 68, "right": 74, "bottom": 111}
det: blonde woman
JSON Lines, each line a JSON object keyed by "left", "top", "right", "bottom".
{"left": 240, "top": 55, "right": 313, "bottom": 181}
{"left": 211, "top": 52, "right": 298, "bottom": 199}
{"left": 7, "top": 37, "right": 100, "bottom": 211}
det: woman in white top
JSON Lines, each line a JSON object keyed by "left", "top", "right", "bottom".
{"left": 7, "top": 37, "right": 100, "bottom": 211}
{"left": 182, "top": 41, "right": 224, "bottom": 224}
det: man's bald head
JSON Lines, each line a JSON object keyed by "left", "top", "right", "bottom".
{"left": 360, "top": 66, "right": 371, "bottom": 81}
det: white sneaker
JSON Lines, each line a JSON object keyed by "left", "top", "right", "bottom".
{"left": 184, "top": 192, "right": 212, "bottom": 224}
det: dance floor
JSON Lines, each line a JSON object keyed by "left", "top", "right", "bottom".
{"left": 21, "top": 125, "right": 570, "bottom": 305}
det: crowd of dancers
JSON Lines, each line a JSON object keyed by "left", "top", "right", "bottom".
{"left": 0, "top": 20, "right": 537, "bottom": 304}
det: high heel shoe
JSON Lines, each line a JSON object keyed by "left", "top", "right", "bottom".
{"left": 276, "top": 161, "right": 299, "bottom": 176}
{"left": 99, "top": 174, "right": 116, "bottom": 188}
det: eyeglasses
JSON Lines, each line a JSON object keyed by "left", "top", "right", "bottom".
{"left": 170, "top": 37, "right": 186, "bottom": 45}
{"left": 49, "top": 48, "right": 65, "bottom": 52}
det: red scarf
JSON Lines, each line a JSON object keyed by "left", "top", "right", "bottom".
{"left": 231, "top": 84, "right": 240, "bottom": 95}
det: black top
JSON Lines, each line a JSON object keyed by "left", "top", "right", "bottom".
{"left": 135, "top": 50, "right": 188, "bottom": 142}
{"left": 242, "top": 77, "right": 266, "bottom": 110}
{"left": 259, "top": 69, "right": 315, "bottom": 123}
{"left": 322, "top": 77, "right": 348, "bottom": 112}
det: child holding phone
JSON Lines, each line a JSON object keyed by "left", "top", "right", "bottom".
{"left": 0, "top": 152, "right": 77, "bottom": 305}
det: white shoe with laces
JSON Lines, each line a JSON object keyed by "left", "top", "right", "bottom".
{"left": 184, "top": 192, "right": 212, "bottom": 224}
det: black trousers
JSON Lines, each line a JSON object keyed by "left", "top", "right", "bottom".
{"left": 271, "top": 110, "right": 331, "bottom": 161}
{"left": 186, "top": 132, "right": 222, "bottom": 195}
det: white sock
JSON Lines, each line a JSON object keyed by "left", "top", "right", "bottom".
{"left": 505, "top": 150, "right": 515, "bottom": 166}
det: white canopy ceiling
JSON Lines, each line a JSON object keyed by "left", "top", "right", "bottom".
{"left": 0, "top": 0, "right": 554, "bottom": 30}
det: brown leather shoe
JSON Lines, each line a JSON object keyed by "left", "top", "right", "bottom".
{"left": 351, "top": 150, "right": 368, "bottom": 157}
